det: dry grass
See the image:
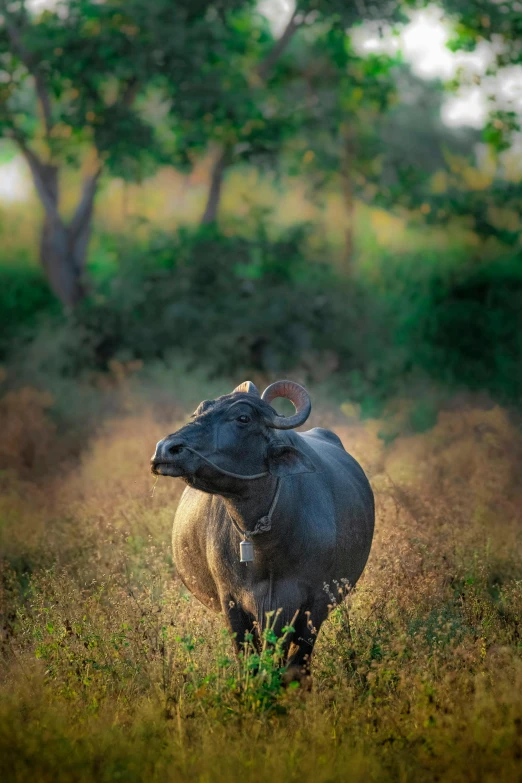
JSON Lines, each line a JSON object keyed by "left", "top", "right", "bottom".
{"left": 0, "top": 378, "right": 521, "bottom": 783}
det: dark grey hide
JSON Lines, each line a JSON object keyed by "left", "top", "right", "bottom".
{"left": 151, "top": 382, "right": 374, "bottom": 678}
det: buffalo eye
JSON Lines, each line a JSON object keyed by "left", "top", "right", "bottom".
{"left": 237, "top": 414, "right": 251, "bottom": 424}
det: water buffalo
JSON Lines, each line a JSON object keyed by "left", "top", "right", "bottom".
{"left": 151, "top": 380, "right": 374, "bottom": 680}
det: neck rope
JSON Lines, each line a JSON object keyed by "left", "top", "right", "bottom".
{"left": 183, "top": 446, "right": 268, "bottom": 480}
{"left": 182, "top": 446, "right": 281, "bottom": 539}
{"left": 228, "top": 477, "right": 282, "bottom": 539}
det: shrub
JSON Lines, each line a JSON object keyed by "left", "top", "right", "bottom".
{"left": 17, "top": 225, "right": 388, "bottom": 391}
{"left": 426, "top": 258, "right": 522, "bottom": 401}
{"left": 4, "top": 226, "right": 522, "bottom": 409}
{"left": 0, "top": 265, "right": 58, "bottom": 356}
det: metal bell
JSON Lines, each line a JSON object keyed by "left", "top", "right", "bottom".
{"left": 240, "top": 539, "right": 254, "bottom": 563}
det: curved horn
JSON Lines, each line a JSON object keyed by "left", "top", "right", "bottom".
{"left": 261, "top": 380, "right": 311, "bottom": 429}
{"left": 233, "top": 380, "right": 260, "bottom": 396}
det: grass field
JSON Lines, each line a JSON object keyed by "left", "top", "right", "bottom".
{"left": 1, "top": 151, "right": 521, "bottom": 782}
{"left": 0, "top": 371, "right": 520, "bottom": 782}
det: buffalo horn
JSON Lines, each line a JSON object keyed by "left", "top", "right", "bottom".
{"left": 261, "top": 380, "right": 311, "bottom": 429}
{"left": 233, "top": 381, "right": 260, "bottom": 396}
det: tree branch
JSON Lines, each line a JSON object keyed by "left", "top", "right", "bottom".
{"left": 256, "top": 6, "right": 301, "bottom": 81}
{"left": 9, "top": 129, "right": 62, "bottom": 220}
{"left": 3, "top": 10, "right": 54, "bottom": 136}
{"left": 69, "top": 169, "right": 101, "bottom": 240}
{"left": 121, "top": 77, "right": 140, "bottom": 109}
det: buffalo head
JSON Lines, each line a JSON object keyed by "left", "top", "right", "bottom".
{"left": 151, "top": 380, "right": 316, "bottom": 493}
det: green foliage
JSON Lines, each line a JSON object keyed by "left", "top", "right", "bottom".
{"left": 3, "top": 225, "right": 522, "bottom": 408}
{"left": 0, "top": 0, "right": 254, "bottom": 174}
{"left": 234, "top": 617, "right": 297, "bottom": 713}
{"left": 0, "top": 264, "right": 58, "bottom": 352}
{"left": 421, "top": 259, "right": 522, "bottom": 400}
{"left": 174, "top": 0, "right": 410, "bottom": 220}
{"left": 441, "top": 0, "right": 522, "bottom": 152}
{"left": 442, "top": 0, "right": 522, "bottom": 65}
{"left": 37, "top": 225, "right": 382, "bottom": 380}
{"left": 284, "top": 32, "right": 401, "bottom": 184}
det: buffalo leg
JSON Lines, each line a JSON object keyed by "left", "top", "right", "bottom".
{"left": 284, "top": 605, "right": 328, "bottom": 683}
{"left": 222, "top": 597, "right": 257, "bottom": 655}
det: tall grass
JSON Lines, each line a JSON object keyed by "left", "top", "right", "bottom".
{"left": 0, "top": 373, "right": 520, "bottom": 782}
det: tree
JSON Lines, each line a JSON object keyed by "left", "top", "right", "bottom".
{"left": 190, "top": 6, "right": 303, "bottom": 226}
{"left": 281, "top": 25, "right": 401, "bottom": 271}
{"left": 190, "top": 0, "right": 407, "bottom": 228}
{"left": 0, "top": 0, "right": 248, "bottom": 306}
{"left": 396, "top": 0, "right": 522, "bottom": 247}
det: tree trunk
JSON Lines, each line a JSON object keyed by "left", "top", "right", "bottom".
{"left": 341, "top": 126, "right": 355, "bottom": 274}
{"left": 33, "top": 162, "right": 78, "bottom": 307}
{"left": 27, "top": 160, "right": 98, "bottom": 308}
{"left": 14, "top": 137, "right": 100, "bottom": 307}
{"left": 201, "top": 145, "right": 231, "bottom": 226}
{"left": 39, "top": 213, "right": 97, "bottom": 308}
{"left": 40, "top": 216, "right": 85, "bottom": 308}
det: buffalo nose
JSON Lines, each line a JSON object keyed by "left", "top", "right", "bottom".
{"left": 152, "top": 437, "right": 184, "bottom": 463}
{"left": 167, "top": 441, "right": 185, "bottom": 456}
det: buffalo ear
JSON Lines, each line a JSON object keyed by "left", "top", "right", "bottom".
{"left": 233, "top": 380, "right": 260, "bottom": 396}
{"left": 266, "top": 444, "right": 317, "bottom": 477}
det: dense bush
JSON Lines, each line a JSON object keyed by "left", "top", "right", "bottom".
{"left": 0, "top": 265, "right": 58, "bottom": 354}
{"left": 425, "top": 259, "right": 522, "bottom": 401}
{"left": 4, "top": 226, "right": 522, "bottom": 407}
{"left": 76, "top": 223, "right": 351, "bottom": 374}
{"left": 10, "top": 225, "right": 394, "bottom": 394}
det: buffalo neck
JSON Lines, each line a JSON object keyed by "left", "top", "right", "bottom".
{"left": 221, "top": 474, "right": 284, "bottom": 538}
